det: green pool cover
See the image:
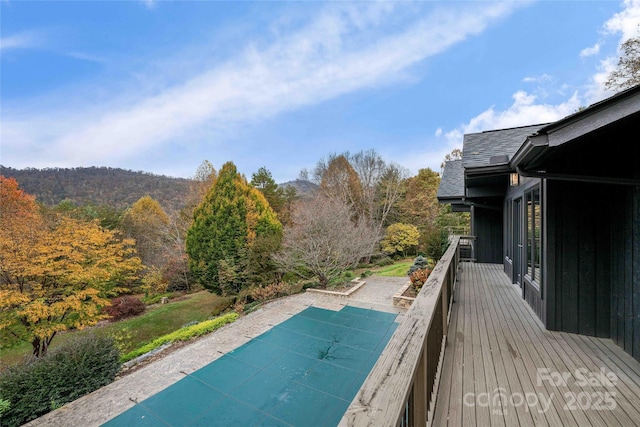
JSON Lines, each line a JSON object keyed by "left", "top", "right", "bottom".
{"left": 103, "top": 305, "right": 398, "bottom": 426}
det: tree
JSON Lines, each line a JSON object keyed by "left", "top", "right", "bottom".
{"left": 122, "top": 196, "right": 169, "bottom": 268}
{"left": 374, "top": 162, "right": 407, "bottom": 229}
{"left": 436, "top": 203, "right": 470, "bottom": 235}
{"left": 381, "top": 223, "right": 420, "bottom": 257}
{"left": 251, "top": 166, "right": 297, "bottom": 225}
{"left": 50, "top": 200, "right": 124, "bottom": 230}
{"left": 398, "top": 168, "right": 441, "bottom": 229}
{"left": 186, "top": 162, "right": 282, "bottom": 294}
{"left": 275, "top": 195, "right": 378, "bottom": 289}
{"left": 440, "top": 148, "right": 463, "bottom": 171}
{"left": 185, "top": 160, "right": 218, "bottom": 213}
{"left": 606, "top": 30, "right": 640, "bottom": 91}
{"left": 0, "top": 176, "right": 46, "bottom": 294}
{"left": 251, "top": 167, "right": 283, "bottom": 212}
{"left": 165, "top": 160, "right": 218, "bottom": 292}
{"left": 350, "top": 150, "right": 407, "bottom": 233}
{"left": 0, "top": 177, "right": 142, "bottom": 357}
{"left": 316, "top": 154, "right": 364, "bottom": 213}
{"left": 312, "top": 150, "right": 407, "bottom": 258}
{"left": 421, "top": 223, "right": 450, "bottom": 261}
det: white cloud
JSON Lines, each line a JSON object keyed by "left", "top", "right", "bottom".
{"left": 397, "top": 145, "right": 459, "bottom": 175}
{"left": 2, "top": 2, "right": 524, "bottom": 169}
{"left": 522, "top": 73, "right": 553, "bottom": 83}
{"left": 580, "top": 43, "right": 601, "bottom": 58}
{"left": 0, "top": 31, "right": 42, "bottom": 51}
{"left": 604, "top": 0, "right": 640, "bottom": 41}
{"left": 584, "top": 56, "right": 618, "bottom": 104}
{"left": 582, "top": 0, "right": 640, "bottom": 103}
{"left": 428, "top": 0, "right": 637, "bottom": 168}
{"left": 441, "top": 90, "right": 581, "bottom": 146}
{"left": 434, "top": 128, "right": 442, "bottom": 137}
{"left": 65, "top": 51, "right": 108, "bottom": 64}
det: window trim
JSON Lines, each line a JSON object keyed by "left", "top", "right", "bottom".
{"left": 524, "top": 186, "right": 542, "bottom": 289}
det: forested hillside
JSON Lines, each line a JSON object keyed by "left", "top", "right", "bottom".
{"left": 0, "top": 166, "right": 192, "bottom": 211}
{"left": 280, "top": 179, "right": 318, "bottom": 199}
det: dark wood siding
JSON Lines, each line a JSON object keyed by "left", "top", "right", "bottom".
{"left": 473, "top": 206, "right": 503, "bottom": 263}
{"left": 523, "top": 280, "right": 542, "bottom": 320}
{"left": 610, "top": 185, "right": 640, "bottom": 361}
{"left": 545, "top": 180, "right": 612, "bottom": 338}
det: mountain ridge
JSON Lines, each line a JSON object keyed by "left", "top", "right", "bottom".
{"left": 1, "top": 166, "right": 318, "bottom": 211}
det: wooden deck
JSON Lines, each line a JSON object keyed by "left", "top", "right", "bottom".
{"left": 433, "top": 263, "right": 640, "bottom": 426}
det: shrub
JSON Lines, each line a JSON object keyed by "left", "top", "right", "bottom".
{"left": 409, "top": 267, "right": 432, "bottom": 293}
{"left": 120, "top": 313, "right": 238, "bottom": 363}
{"left": 0, "top": 399, "right": 10, "bottom": 416}
{"left": 110, "top": 327, "right": 133, "bottom": 354}
{"left": 407, "top": 255, "right": 428, "bottom": 275}
{"left": 141, "top": 267, "right": 168, "bottom": 297}
{"left": 250, "top": 282, "right": 288, "bottom": 302}
{"left": 162, "top": 254, "right": 193, "bottom": 292}
{"left": 423, "top": 226, "right": 450, "bottom": 261}
{"left": 209, "top": 296, "right": 235, "bottom": 316}
{"left": 0, "top": 333, "right": 120, "bottom": 427}
{"left": 242, "top": 301, "right": 262, "bottom": 314}
{"left": 233, "top": 300, "right": 246, "bottom": 314}
{"left": 360, "top": 270, "right": 373, "bottom": 278}
{"left": 233, "top": 289, "right": 254, "bottom": 308}
{"left": 104, "top": 296, "right": 146, "bottom": 321}
{"left": 375, "top": 256, "right": 395, "bottom": 267}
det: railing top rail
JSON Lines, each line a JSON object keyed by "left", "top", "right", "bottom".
{"left": 339, "top": 237, "right": 460, "bottom": 426}
{"left": 457, "top": 234, "right": 476, "bottom": 240}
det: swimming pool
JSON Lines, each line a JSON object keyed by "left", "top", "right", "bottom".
{"left": 103, "top": 305, "right": 398, "bottom": 426}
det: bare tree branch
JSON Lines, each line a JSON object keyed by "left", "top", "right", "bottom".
{"left": 274, "top": 196, "right": 378, "bottom": 288}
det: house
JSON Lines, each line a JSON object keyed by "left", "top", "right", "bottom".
{"left": 438, "top": 84, "right": 640, "bottom": 363}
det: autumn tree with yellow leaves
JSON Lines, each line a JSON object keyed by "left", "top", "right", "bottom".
{"left": 0, "top": 176, "right": 142, "bottom": 357}
{"left": 122, "top": 195, "right": 170, "bottom": 268}
{"left": 381, "top": 223, "right": 420, "bottom": 257}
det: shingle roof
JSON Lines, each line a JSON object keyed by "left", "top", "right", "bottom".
{"left": 437, "top": 159, "right": 465, "bottom": 200}
{"left": 461, "top": 124, "right": 547, "bottom": 169}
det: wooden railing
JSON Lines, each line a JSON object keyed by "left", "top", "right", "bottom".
{"left": 339, "top": 237, "right": 461, "bottom": 427}
{"left": 458, "top": 235, "right": 476, "bottom": 262}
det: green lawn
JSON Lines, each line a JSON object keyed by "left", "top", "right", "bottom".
{"left": 373, "top": 260, "right": 413, "bottom": 277}
{"left": 0, "top": 291, "right": 233, "bottom": 369}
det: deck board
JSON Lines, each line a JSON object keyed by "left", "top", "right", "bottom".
{"left": 474, "top": 266, "right": 521, "bottom": 427}
{"left": 461, "top": 264, "right": 476, "bottom": 427}
{"left": 433, "top": 263, "right": 640, "bottom": 426}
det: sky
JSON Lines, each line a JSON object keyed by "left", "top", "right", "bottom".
{"left": 1, "top": 1, "right": 639, "bottom": 183}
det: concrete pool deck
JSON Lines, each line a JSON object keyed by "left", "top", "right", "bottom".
{"left": 24, "top": 276, "right": 408, "bottom": 427}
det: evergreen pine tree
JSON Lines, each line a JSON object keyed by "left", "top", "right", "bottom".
{"left": 186, "top": 162, "right": 282, "bottom": 294}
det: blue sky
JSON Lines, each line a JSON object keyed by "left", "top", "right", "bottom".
{"left": 2, "top": 1, "right": 639, "bottom": 182}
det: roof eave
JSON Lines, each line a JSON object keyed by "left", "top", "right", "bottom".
{"left": 464, "top": 163, "right": 512, "bottom": 178}
{"left": 536, "top": 85, "right": 640, "bottom": 143}
{"left": 509, "top": 134, "right": 549, "bottom": 171}
{"left": 437, "top": 195, "right": 466, "bottom": 204}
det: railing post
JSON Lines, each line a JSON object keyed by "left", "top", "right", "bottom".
{"left": 412, "top": 345, "right": 427, "bottom": 426}
{"left": 442, "top": 270, "right": 449, "bottom": 347}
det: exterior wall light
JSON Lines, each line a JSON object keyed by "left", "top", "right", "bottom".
{"left": 510, "top": 172, "right": 520, "bottom": 186}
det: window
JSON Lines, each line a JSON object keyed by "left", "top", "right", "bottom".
{"left": 525, "top": 187, "right": 541, "bottom": 285}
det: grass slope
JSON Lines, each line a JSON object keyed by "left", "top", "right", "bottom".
{"left": 373, "top": 260, "right": 412, "bottom": 277}
{"left": 0, "top": 291, "right": 233, "bottom": 369}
